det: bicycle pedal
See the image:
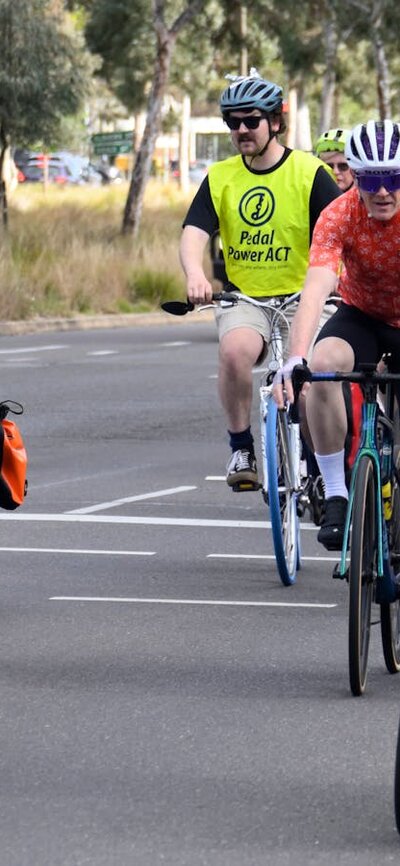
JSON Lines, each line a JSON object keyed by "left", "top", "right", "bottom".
{"left": 231, "top": 481, "right": 261, "bottom": 492}
{"left": 332, "top": 563, "right": 348, "bottom": 581}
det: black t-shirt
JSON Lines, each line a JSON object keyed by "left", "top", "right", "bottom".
{"left": 183, "top": 148, "right": 340, "bottom": 245}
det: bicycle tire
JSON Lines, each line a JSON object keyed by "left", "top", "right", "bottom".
{"left": 348, "top": 454, "right": 376, "bottom": 696}
{"left": 265, "top": 398, "right": 299, "bottom": 586}
{"left": 395, "top": 715, "right": 400, "bottom": 833}
{"left": 381, "top": 446, "right": 400, "bottom": 674}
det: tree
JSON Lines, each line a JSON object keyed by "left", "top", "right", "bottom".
{"left": 346, "top": 0, "right": 397, "bottom": 119}
{"left": 84, "top": 0, "right": 209, "bottom": 237}
{"left": 0, "top": 0, "right": 88, "bottom": 227}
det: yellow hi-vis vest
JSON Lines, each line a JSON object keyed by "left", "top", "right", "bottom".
{"left": 208, "top": 150, "right": 327, "bottom": 297}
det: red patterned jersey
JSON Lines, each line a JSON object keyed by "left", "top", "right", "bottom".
{"left": 309, "top": 187, "right": 400, "bottom": 326}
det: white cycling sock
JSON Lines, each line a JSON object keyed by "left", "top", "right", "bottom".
{"left": 314, "top": 450, "right": 348, "bottom": 500}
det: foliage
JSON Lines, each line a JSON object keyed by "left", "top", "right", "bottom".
{"left": 0, "top": 0, "right": 90, "bottom": 149}
{"left": 0, "top": 182, "right": 190, "bottom": 320}
{"left": 84, "top": 0, "right": 153, "bottom": 115}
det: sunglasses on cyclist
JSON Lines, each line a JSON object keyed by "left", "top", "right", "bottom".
{"left": 224, "top": 114, "right": 266, "bottom": 130}
{"left": 326, "top": 161, "right": 350, "bottom": 172}
{"left": 356, "top": 172, "right": 400, "bottom": 193}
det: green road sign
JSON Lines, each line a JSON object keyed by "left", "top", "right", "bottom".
{"left": 91, "top": 131, "right": 134, "bottom": 156}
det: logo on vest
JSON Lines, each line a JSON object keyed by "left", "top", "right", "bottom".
{"left": 239, "top": 186, "right": 275, "bottom": 227}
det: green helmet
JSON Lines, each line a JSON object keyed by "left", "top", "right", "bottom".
{"left": 315, "top": 128, "right": 349, "bottom": 155}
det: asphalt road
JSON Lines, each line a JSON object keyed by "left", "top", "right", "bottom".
{"left": 0, "top": 317, "right": 399, "bottom": 865}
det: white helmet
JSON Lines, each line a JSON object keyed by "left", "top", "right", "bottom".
{"left": 345, "top": 120, "right": 400, "bottom": 172}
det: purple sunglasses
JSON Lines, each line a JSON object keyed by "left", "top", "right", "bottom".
{"left": 356, "top": 172, "right": 400, "bottom": 193}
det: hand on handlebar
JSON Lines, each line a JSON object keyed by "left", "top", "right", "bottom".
{"left": 186, "top": 270, "right": 214, "bottom": 306}
{"left": 272, "top": 356, "right": 310, "bottom": 407}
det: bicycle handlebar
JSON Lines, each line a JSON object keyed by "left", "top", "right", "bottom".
{"left": 161, "top": 292, "right": 237, "bottom": 316}
{"left": 291, "top": 363, "right": 400, "bottom": 404}
{"left": 292, "top": 363, "right": 400, "bottom": 388}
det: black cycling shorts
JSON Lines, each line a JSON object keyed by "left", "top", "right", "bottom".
{"left": 315, "top": 303, "right": 400, "bottom": 371}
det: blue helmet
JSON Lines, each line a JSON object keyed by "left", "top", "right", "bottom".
{"left": 220, "top": 68, "right": 283, "bottom": 116}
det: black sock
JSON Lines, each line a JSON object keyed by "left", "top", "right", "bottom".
{"left": 228, "top": 427, "right": 254, "bottom": 453}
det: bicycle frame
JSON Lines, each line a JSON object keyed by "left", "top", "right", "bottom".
{"left": 258, "top": 295, "right": 301, "bottom": 498}
{"left": 309, "top": 369, "right": 400, "bottom": 604}
{"left": 341, "top": 400, "right": 397, "bottom": 603}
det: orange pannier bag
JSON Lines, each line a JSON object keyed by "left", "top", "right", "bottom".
{"left": 0, "top": 402, "right": 28, "bottom": 510}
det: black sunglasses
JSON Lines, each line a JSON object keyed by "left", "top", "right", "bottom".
{"left": 224, "top": 115, "right": 266, "bottom": 130}
{"left": 326, "top": 161, "right": 350, "bottom": 172}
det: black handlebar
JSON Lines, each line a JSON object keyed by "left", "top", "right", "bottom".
{"left": 161, "top": 292, "right": 238, "bottom": 316}
{"left": 291, "top": 362, "right": 400, "bottom": 403}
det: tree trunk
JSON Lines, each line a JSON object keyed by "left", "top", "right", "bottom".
{"left": 239, "top": 4, "right": 248, "bottom": 76}
{"left": 0, "top": 122, "right": 9, "bottom": 232}
{"left": 296, "top": 84, "right": 312, "bottom": 152}
{"left": 286, "top": 76, "right": 312, "bottom": 151}
{"left": 122, "top": 0, "right": 206, "bottom": 238}
{"left": 371, "top": 0, "right": 391, "bottom": 118}
{"left": 286, "top": 85, "right": 298, "bottom": 150}
{"left": 179, "top": 94, "right": 191, "bottom": 195}
{"left": 318, "top": 12, "right": 338, "bottom": 134}
{"left": 122, "top": 29, "right": 175, "bottom": 235}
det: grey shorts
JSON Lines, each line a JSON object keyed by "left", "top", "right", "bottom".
{"left": 214, "top": 294, "right": 334, "bottom": 365}
{"left": 214, "top": 294, "right": 298, "bottom": 365}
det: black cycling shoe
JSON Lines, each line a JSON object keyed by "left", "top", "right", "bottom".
{"left": 317, "top": 496, "right": 348, "bottom": 551}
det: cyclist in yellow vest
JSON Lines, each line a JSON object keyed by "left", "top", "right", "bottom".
{"left": 180, "top": 69, "right": 339, "bottom": 487}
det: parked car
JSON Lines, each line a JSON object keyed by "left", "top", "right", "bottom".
{"left": 170, "top": 159, "right": 212, "bottom": 185}
{"left": 20, "top": 159, "right": 73, "bottom": 185}
{"left": 189, "top": 159, "right": 212, "bottom": 185}
{"left": 78, "top": 162, "right": 105, "bottom": 186}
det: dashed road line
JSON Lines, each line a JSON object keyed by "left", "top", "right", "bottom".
{"left": 67, "top": 485, "right": 197, "bottom": 514}
{"left": 0, "top": 344, "right": 67, "bottom": 354}
{"left": 0, "top": 547, "right": 155, "bottom": 556}
{"left": 208, "top": 553, "right": 338, "bottom": 562}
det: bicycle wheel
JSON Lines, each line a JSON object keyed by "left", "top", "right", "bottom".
{"left": 381, "top": 446, "right": 400, "bottom": 673}
{"left": 395, "top": 715, "right": 400, "bottom": 833}
{"left": 265, "top": 398, "right": 299, "bottom": 586}
{"left": 348, "top": 454, "right": 376, "bottom": 696}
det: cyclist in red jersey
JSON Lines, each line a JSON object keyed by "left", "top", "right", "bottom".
{"left": 273, "top": 119, "right": 400, "bottom": 549}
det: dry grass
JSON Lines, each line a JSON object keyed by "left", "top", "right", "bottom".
{"left": 0, "top": 180, "right": 201, "bottom": 321}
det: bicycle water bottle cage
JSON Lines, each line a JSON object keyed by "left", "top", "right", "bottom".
{"left": 332, "top": 562, "right": 349, "bottom": 581}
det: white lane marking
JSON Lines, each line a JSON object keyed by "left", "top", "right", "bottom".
{"left": 50, "top": 596, "right": 336, "bottom": 609}
{"left": 160, "top": 341, "right": 190, "bottom": 347}
{"left": 206, "top": 476, "right": 226, "bottom": 481}
{"left": 0, "top": 344, "right": 66, "bottom": 354}
{"left": 67, "top": 486, "right": 197, "bottom": 514}
{"left": 208, "top": 554, "right": 338, "bottom": 562}
{"left": 6, "top": 360, "right": 48, "bottom": 367}
{"left": 0, "top": 513, "right": 318, "bottom": 529}
{"left": 0, "top": 547, "right": 154, "bottom": 556}
{"left": 87, "top": 350, "right": 118, "bottom": 356}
